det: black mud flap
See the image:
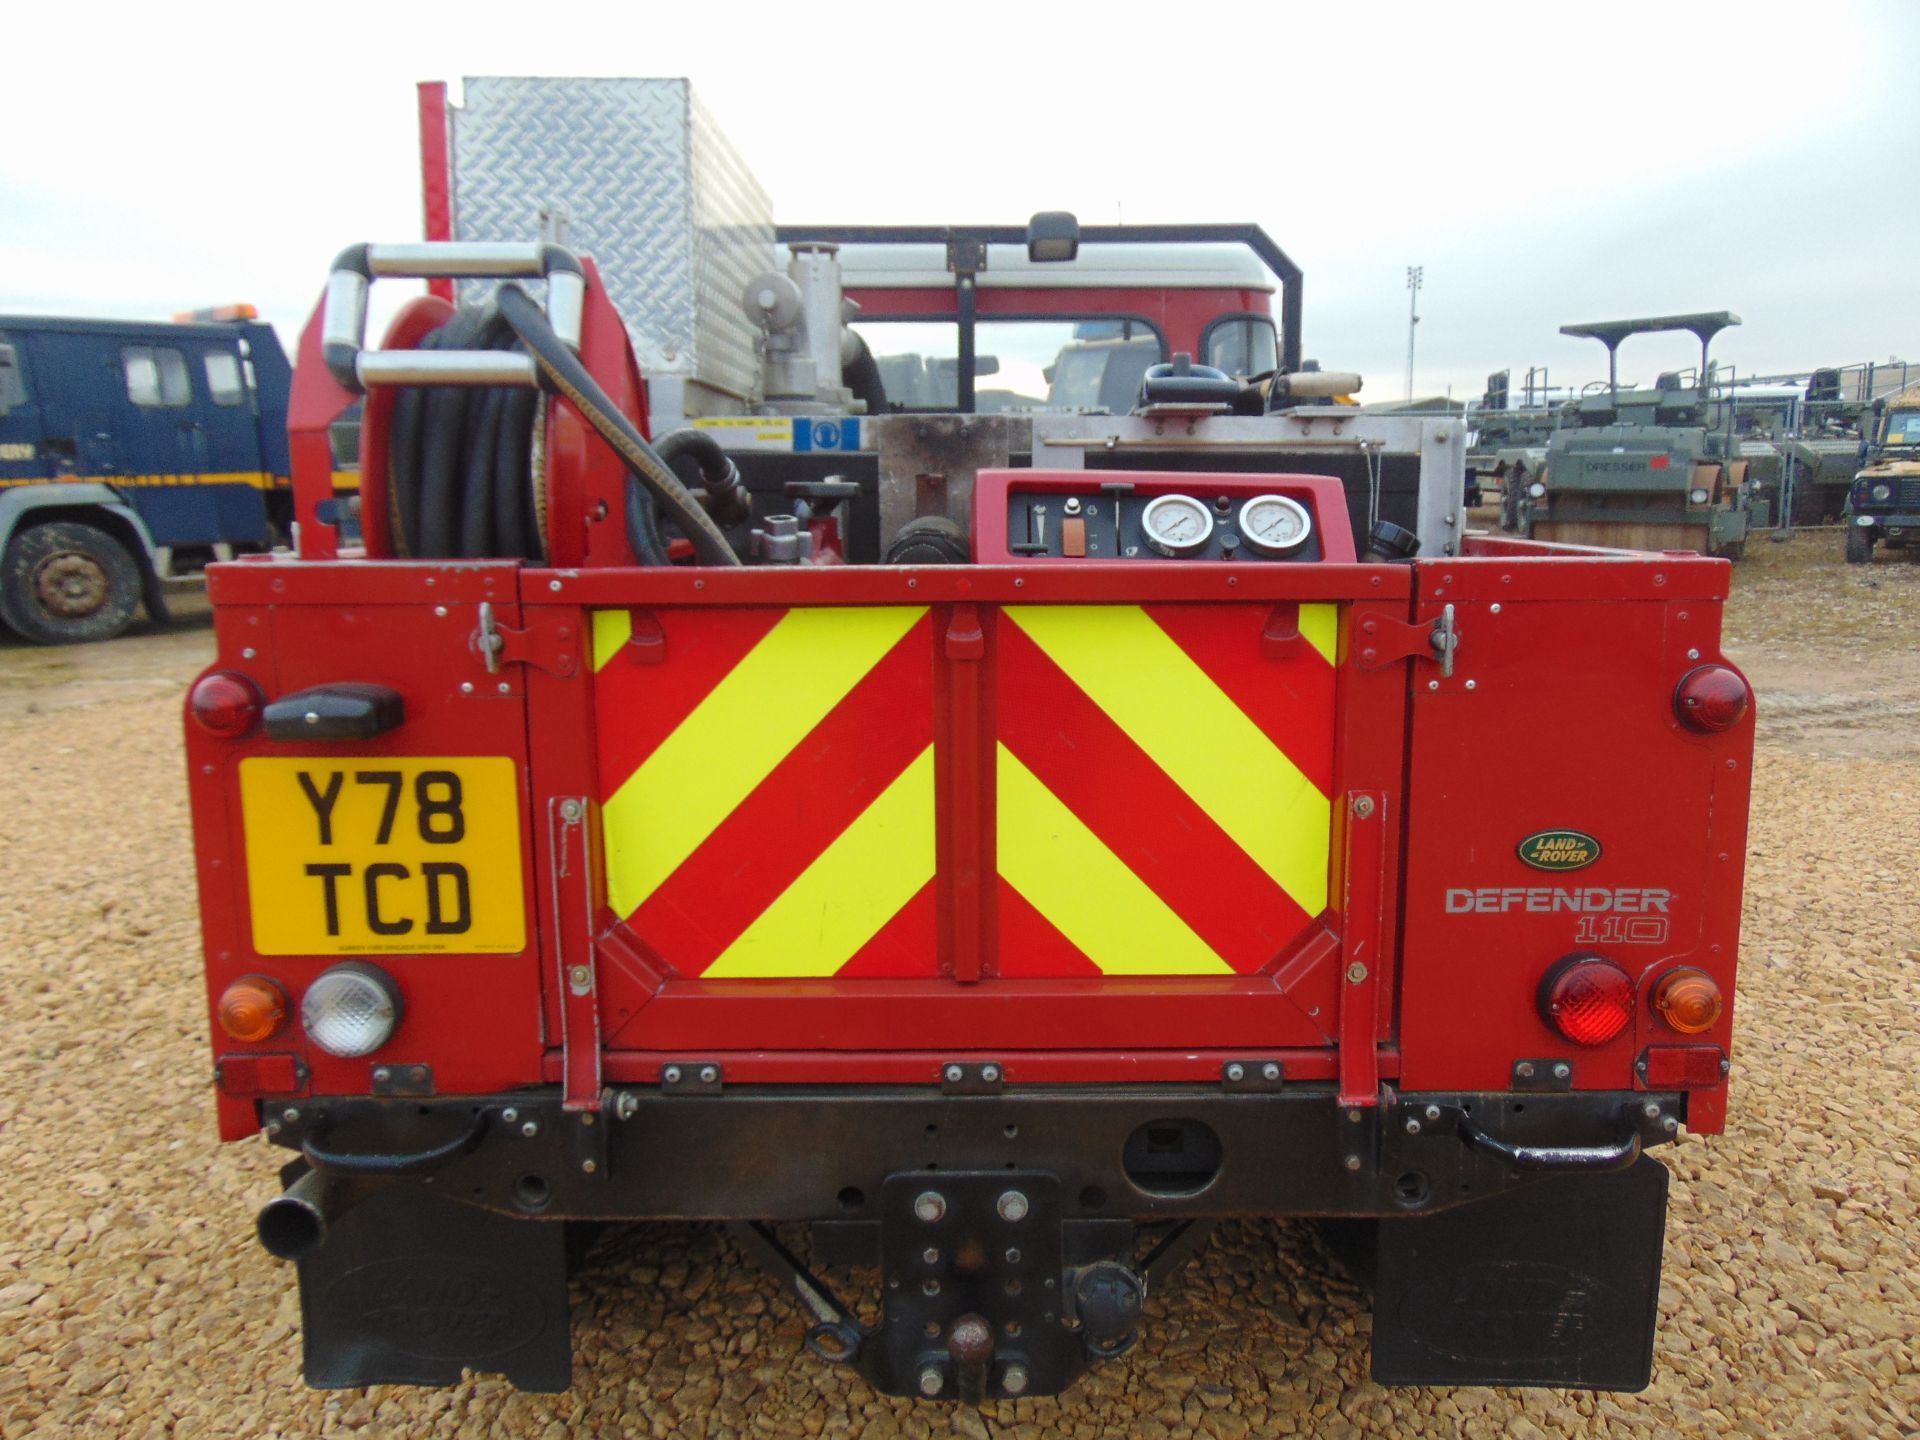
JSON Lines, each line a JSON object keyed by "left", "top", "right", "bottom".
{"left": 296, "top": 1181, "right": 571, "bottom": 1391}
{"left": 1369, "top": 1155, "right": 1669, "bottom": 1390}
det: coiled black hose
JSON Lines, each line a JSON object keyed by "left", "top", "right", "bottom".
{"left": 384, "top": 285, "right": 741, "bottom": 566}
{"left": 387, "top": 307, "right": 541, "bottom": 559}
{"left": 628, "top": 428, "right": 753, "bottom": 564}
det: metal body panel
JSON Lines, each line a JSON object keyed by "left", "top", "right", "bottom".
{"left": 186, "top": 565, "right": 548, "bottom": 1140}
{"left": 1030, "top": 411, "right": 1466, "bottom": 560}
{"left": 444, "top": 77, "right": 774, "bottom": 400}
{"left": 0, "top": 315, "right": 291, "bottom": 551}
{"left": 1397, "top": 540, "right": 1748, "bottom": 1131}
{"left": 190, "top": 537, "right": 1744, "bottom": 1142}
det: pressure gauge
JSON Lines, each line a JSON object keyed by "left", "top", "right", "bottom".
{"left": 1237, "top": 494, "right": 1314, "bottom": 556}
{"left": 1140, "top": 494, "right": 1214, "bottom": 557}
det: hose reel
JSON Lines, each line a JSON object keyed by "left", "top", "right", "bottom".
{"left": 320, "top": 242, "right": 742, "bottom": 566}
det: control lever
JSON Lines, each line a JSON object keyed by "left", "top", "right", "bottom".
{"left": 1009, "top": 503, "right": 1048, "bottom": 556}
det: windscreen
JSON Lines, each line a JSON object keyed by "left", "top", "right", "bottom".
{"left": 853, "top": 319, "right": 1164, "bottom": 414}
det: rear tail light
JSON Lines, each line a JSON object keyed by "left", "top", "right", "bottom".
{"left": 1651, "top": 967, "right": 1724, "bottom": 1034}
{"left": 1538, "top": 953, "right": 1634, "bottom": 1047}
{"left": 1674, "top": 664, "right": 1749, "bottom": 733}
{"left": 302, "top": 962, "right": 403, "bottom": 1058}
{"left": 217, "top": 976, "right": 288, "bottom": 1042}
{"left": 190, "top": 671, "right": 262, "bottom": 737}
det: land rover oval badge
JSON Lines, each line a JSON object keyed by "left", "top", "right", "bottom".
{"left": 1517, "top": 829, "right": 1602, "bottom": 871}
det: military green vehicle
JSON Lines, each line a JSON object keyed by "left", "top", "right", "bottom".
{"left": 1845, "top": 384, "right": 1920, "bottom": 562}
{"left": 1525, "top": 313, "right": 1754, "bottom": 558}
{"left": 1463, "top": 370, "right": 1569, "bottom": 528}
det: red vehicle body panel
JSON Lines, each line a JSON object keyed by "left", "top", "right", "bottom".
{"left": 193, "top": 272, "right": 1747, "bottom": 1149}
{"left": 190, "top": 539, "right": 1747, "bottom": 1140}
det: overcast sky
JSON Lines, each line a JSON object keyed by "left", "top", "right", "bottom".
{"left": 5, "top": 1, "right": 1916, "bottom": 403}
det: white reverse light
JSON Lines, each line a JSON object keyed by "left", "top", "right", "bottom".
{"left": 302, "top": 963, "right": 403, "bottom": 1058}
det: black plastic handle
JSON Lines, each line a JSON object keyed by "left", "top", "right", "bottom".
{"left": 1457, "top": 1118, "right": 1643, "bottom": 1174}
{"left": 301, "top": 1109, "right": 486, "bottom": 1177}
{"left": 263, "top": 683, "right": 404, "bottom": 742}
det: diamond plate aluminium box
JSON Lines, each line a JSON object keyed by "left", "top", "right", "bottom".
{"left": 447, "top": 76, "right": 774, "bottom": 404}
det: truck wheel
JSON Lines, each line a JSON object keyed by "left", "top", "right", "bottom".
{"left": 1790, "top": 485, "right": 1827, "bottom": 528}
{"left": 1843, "top": 525, "right": 1874, "bottom": 565}
{"left": 0, "top": 521, "right": 142, "bottom": 645}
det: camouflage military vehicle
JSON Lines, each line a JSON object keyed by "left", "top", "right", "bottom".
{"left": 1845, "top": 384, "right": 1920, "bottom": 562}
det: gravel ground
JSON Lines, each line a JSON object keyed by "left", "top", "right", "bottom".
{"left": 2, "top": 538, "right": 1917, "bottom": 1438}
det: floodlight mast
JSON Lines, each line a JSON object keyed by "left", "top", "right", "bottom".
{"left": 1405, "top": 265, "right": 1423, "bottom": 402}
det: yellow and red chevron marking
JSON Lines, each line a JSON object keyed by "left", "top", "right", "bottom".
{"left": 591, "top": 605, "right": 938, "bottom": 979}
{"left": 994, "top": 603, "right": 1336, "bottom": 977}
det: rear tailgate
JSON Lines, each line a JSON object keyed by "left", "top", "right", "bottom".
{"left": 524, "top": 564, "right": 1414, "bottom": 1097}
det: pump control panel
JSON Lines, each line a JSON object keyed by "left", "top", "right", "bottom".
{"left": 972, "top": 469, "right": 1357, "bottom": 563}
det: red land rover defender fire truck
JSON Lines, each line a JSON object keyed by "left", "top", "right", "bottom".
{"left": 184, "top": 217, "right": 1750, "bottom": 1402}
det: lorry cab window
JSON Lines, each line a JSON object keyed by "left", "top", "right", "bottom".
{"left": 0, "top": 339, "right": 24, "bottom": 409}
{"left": 204, "top": 351, "right": 246, "bottom": 406}
{"left": 852, "top": 317, "right": 1165, "bottom": 413}
{"left": 1202, "top": 315, "right": 1279, "bottom": 378}
{"left": 122, "top": 345, "right": 193, "bottom": 407}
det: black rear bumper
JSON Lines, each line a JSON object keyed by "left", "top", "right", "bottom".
{"left": 259, "top": 1083, "right": 1679, "bottom": 1398}
{"left": 268, "top": 1082, "right": 1676, "bottom": 1221}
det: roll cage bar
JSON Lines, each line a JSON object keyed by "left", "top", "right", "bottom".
{"left": 775, "top": 221, "right": 1304, "bottom": 413}
{"left": 1560, "top": 311, "right": 1742, "bottom": 403}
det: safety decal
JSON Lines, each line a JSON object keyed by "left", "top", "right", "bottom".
{"left": 591, "top": 605, "right": 936, "bottom": 979}
{"left": 994, "top": 603, "right": 1336, "bottom": 977}
{"left": 687, "top": 416, "right": 864, "bottom": 453}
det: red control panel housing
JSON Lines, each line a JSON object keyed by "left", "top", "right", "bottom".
{"left": 972, "top": 469, "right": 1357, "bottom": 564}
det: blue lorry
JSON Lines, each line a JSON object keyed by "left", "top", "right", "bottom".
{"left": 0, "top": 309, "right": 296, "bottom": 643}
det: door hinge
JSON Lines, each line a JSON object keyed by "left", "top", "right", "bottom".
{"left": 1352, "top": 602, "right": 1457, "bottom": 676}
{"left": 474, "top": 600, "right": 580, "bottom": 678}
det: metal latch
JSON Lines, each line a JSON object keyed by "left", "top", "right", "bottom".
{"left": 476, "top": 600, "right": 506, "bottom": 673}
{"left": 1431, "top": 602, "right": 1458, "bottom": 678}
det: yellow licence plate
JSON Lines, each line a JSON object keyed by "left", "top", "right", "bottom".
{"left": 239, "top": 756, "right": 526, "bottom": 956}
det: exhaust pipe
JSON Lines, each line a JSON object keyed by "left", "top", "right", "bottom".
{"left": 256, "top": 1169, "right": 340, "bottom": 1261}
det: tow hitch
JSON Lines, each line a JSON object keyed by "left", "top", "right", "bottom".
{"left": 731, "top": 1172, "right": 1209, "bottom": 1400}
